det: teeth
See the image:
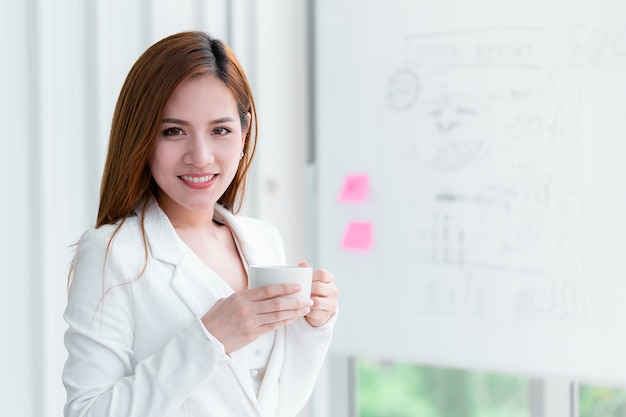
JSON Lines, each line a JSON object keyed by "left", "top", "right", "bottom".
{"left": 181, "top": 175, "right": 214, "bottom": 183}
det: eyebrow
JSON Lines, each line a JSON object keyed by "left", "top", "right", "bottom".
{"left": 161, "top": 117, "right": 237, "bottom": 125}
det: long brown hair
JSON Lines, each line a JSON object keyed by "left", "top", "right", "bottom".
{"left": 98, "top": 31, "right": 257, "bottom": 228}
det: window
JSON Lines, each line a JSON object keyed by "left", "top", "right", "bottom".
{"left": 579, "top": 384, "right": 626, "bottom": 417}
{"left": 357, "top": 358, "right": 529, "bottom": 417}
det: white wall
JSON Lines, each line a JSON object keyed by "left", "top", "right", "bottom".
{"left": 244, "top": 0, "right": 312, "bottom": 265}
{"left": 0, "top": 1, "right": 311, "bottom": 416}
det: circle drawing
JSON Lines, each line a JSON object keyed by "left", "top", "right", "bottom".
{"left": 387, "top": 68, "right": 420, "bottom": 111}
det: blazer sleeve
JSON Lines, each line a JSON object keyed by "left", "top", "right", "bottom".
{"left": 62, "top": 228, "right": 230, "bottom": 417}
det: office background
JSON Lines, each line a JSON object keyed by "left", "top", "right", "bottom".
{"left": 3, "top": 1, "right": 626, "bottom": 416}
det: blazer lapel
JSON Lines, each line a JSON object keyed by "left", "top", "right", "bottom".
{"left": 169, "top": 253, "right": 230, "bottom": 317}
{"left": 142, "top": 201, "right": 285, "bottom": 410}
{"left": 140, "top": 202, "right": 229, "bottom": 316}
{"left": 213, "top": 204, "right": 286, "bottom": 267}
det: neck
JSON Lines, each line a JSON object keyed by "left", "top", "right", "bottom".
{"left": 156, "top": 195, "right": 216, "bottom": 231}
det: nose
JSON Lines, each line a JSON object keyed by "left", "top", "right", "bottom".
{"left": 183, "top": 134, "right": 214, "bottom": 167}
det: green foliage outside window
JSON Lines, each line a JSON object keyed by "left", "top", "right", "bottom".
{"left": 579, "top": 384, "right": 626, "bottom": 417}
{"left": 357, "top": 358, "right": 529, "bottom": 417}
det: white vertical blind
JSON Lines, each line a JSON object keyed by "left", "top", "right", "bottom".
{"left": 36, "top": 2, "right": 94, "bottom": 415}
{"left": 1, "top": 1, "right": 35, "bottom": 416}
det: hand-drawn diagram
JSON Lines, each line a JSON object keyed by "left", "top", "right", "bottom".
{"left": 406, "top": 92, "right": 488, "bottom": 170}
{"left": 387, "top": 68, "right": 420, "bottom": 111}
{"left": 382, "top": 26, "right": 585, "bottom": 324}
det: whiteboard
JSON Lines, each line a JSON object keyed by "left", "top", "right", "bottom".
{"left": 314, "top": 0, "right": 626, "bottom": 383}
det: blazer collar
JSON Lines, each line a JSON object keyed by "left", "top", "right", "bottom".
{"left": 138, "top": 200, "right": 265, "bottom": 268}
{"left": 213, "top": 204, "right": 266, "bottom": 268}
{"left": 136, "top": 200, "right": 187, "bottom": 266}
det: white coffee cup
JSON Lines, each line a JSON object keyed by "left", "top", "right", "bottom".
{"left": 248, "top": 265, "right": 312, "bottom": 299}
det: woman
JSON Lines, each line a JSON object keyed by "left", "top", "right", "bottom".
{"left": 63, "top": 31, "right": 338, "bottom": 417}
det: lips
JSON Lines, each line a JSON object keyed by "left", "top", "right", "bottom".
{"left": 179, "top": 174, "right": 215, "bottom": 184}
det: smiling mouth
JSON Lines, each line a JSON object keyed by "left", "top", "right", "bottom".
{"left": 179, "top": 174, "right": 216, "bottom": 183}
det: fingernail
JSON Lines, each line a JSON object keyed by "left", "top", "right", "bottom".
{"left": 292, "top": 284, "right": 302, "bottom": 291}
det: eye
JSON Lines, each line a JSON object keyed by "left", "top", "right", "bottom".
{"left": 213, "top": 126, "right": 232, "bottom": 136}
{"left": 162, "top": 127, "right": 185, "bottom": 137}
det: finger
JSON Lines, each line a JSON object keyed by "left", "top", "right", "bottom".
{"left": 298, "top": 261, "right": 310, "bottom": 268}
{"left": 312, "top": 268, "right": 335, "bottom": 283}
{"left": 259, "top": 304, "right": 311, "bottom": 323}
{"left": 305, "top": 308, "right": 331, "bottom": 321}
{"left": 307, "top": 294, "right": 338, "bottom": 318}
{"left": 309, "top": 295, "right": 336, "bottom": 312}
{"left": 310, "top": 282, "right": 328, "bottom": 297}
{"left": 255, "top": 316, "right": 301, "bottom": 333}
{"left": 305, "top": 308, "right": 335, "bottom": 328}
{"left": 256, "top": 296, "right": 313, "bottom": 315}
{"left": 310, "top": 281, "right": 339, "bottom": 298}
{"left": 246, "top": 283, "right": 303, "bottom": 301}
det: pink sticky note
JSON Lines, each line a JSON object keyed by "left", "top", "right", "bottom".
{"left": 338, "top": 173, "right": 370, "bottom": 203}
{"left": 341, "top": 221, "right": 373, "bottom": 252}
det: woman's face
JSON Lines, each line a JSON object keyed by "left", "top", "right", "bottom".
{"left": 150, "top": 74, "right": 247, "bottom": 215}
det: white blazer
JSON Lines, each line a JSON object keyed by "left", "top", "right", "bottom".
{"left": 63, "top": 202, "right": 335, "bottom": 417}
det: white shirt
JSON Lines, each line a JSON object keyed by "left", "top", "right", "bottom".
{"left": 245, "top": 331, "right": 276, "bottom": 396}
